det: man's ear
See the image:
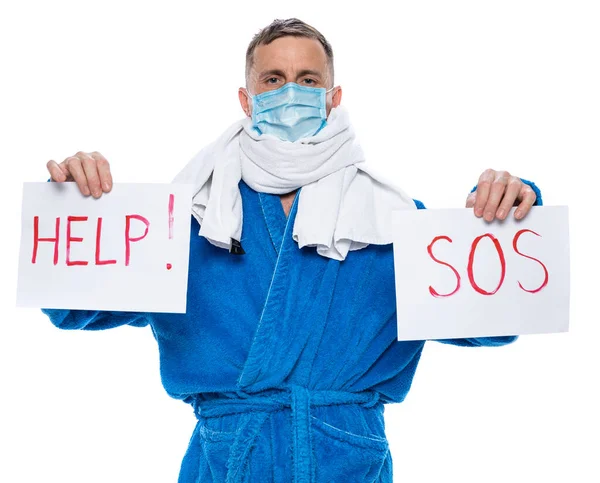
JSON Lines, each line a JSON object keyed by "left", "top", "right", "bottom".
{"left": 326, "top": 86, "right": 343, "bottom": 117}
{"left": 332, "top": 86, "right": 342, "bottom": 108}
{"left": 238, "top": 88, "right": 252, "bottom": 117}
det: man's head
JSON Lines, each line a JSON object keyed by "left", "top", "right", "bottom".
{"left": 239, "top": 18, "right": 342, "bottom": 119}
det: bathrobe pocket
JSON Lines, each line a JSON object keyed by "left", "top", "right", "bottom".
{"left": 198, "top": 417, "right": 238, "bottom": 483}
{"left": 311, "top": 413, "right": 389, "bottom": 482}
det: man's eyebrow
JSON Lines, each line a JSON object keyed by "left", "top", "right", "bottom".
{"left": 296, "top": 69, "right": 323, "bottom": 79}
{"left": 259, "top": 69, "right": 287, "bottom": 78}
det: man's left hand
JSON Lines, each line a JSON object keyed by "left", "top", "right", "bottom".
{"left": 465, "top": 169, "right": 537, "bottom": 221}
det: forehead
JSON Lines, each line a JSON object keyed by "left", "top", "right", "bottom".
{"left": 252, "top": 36, "right": 329, "bottom": 74}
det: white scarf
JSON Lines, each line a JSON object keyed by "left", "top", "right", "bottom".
{"left": 172, "top": 105, "right": 416, "bottom": 261}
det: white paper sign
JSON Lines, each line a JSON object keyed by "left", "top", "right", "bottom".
{"left": 392, "top": 206, "right": 570, "bottom": 341}
{"left": 17, "top": 182, "right": 193, "bottom": 313}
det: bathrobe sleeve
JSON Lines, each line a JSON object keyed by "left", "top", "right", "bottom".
{"left": 40, "top": 308, "right": 150, "bottom": 331}
{"left": 412, "top": 177, "right": 542, "bottom": 348}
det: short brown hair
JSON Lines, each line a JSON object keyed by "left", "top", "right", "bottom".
{"left": 245, "top": 18, "right": 334, "bottom": 86}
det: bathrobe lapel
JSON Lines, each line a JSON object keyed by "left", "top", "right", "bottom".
{"left": 237, "top": 188, "right": 341, "bottom": 392}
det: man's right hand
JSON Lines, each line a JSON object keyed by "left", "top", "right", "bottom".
{"left": 47, "top": 151, "right": 112, "bottom": 198}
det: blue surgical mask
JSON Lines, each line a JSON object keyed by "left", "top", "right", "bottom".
{"left": 249, "top": 82, "right": 334, "bottom": 142}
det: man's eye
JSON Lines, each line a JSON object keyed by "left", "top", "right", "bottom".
{"left": 302, "top": 79, "right": 316, "bottom": 85}
{"left": 267, "top": 78, "right": 279, "bottom": 84}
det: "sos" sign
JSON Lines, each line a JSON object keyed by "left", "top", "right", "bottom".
{"left": 392, "top": 206, "right": 569, "bottom": 341}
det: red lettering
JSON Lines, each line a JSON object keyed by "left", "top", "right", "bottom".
{"left": 66, "top": 216, "right": 89, "bottom": 266}
{"left": 168, "top": 193, "right": 174, "bottom": 239}
{"left": 513, "top": 229, "right": 549, "bottom": 293}
{"left": 427, "top": 235, "right": 461, "bottom": 297}
{"left": 32, "top": 216, "right": 60, "bottom": 265}
{"left": 95, "top": 217, "right": 117, "bottom": 265}
{"left": 125, "top": 215, "right": 150, "bottom": 266}
{"left": 467, "top": 233, "right": 506, "bottom": 295}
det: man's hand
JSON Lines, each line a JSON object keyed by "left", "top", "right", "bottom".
{"left": 465, "top": 169, "right": 537, "bottom": 222}
{"left": 46, "top": 151, "right": 112, "bottom": 198}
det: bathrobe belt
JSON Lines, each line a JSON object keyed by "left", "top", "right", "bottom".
{"left": 193, "top": 386, "right": 381, "bottom": 483}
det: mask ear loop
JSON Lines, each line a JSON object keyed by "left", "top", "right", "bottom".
{"left": 325, "top": 86, "right": 337, "bottom": 112}
{"left": 324, "top": 86, "right": 337, "bottom": 105}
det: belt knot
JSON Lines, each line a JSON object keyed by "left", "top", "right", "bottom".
{"left": 192, "top": 386, "right": 382, "bottom": 483}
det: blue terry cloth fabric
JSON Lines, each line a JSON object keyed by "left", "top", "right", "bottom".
{"left": 41, "top": 178, "right": 542, "bottom": 483}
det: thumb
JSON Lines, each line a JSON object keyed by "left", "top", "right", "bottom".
{"left": 465, "top": 191, "right": 477, "bottom": 208}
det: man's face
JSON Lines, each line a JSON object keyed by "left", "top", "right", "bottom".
{"left": 239, "top": 36, "right": 342, "bottom": 118}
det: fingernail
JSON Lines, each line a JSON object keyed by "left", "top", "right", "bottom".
{"left": 497, "top": 209, "right": 505, "bottom": 219}
{"left": 82, "top": 186, "right": 90, "bottom": 195}
{"left": 103, "top": 182, "right": 110, "bottom": 191}
{"left": 93, "top": 190, "right": 101, "bottom": 198}
{"left": 485, "top": 211, "right": 494, "bottom": 221}
{"left": 475, "top": 207, "right": 483, "bottom": 216}
{"left": 515, "top": 209, "right": 522, "bottom": 219}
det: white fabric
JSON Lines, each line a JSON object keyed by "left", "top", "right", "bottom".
{"left": 172, "top": 105, "right": 417, "bottom": 261}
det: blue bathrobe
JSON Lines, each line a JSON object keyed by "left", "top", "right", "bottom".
{"left": 42, "top": 178, "right": 542, "bottom": 483}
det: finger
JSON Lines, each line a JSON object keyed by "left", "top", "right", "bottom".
{"left": 56, "top": 161, "right": 72, "bottom": 180}
{"left": 473, "top": 169, "right": 495, "bottom": 217}
{"left": 78, "top": 151, "right": 102, "bottom": 198}
{"left": 47, "top": 160, "right": 67, "bottom": 182}
{"left": 514, "top": 185, "right": 537, "bottom": 220}
{"left": 482, "top": 171, "right": 511, "bottom": 221}
{"left": 465, "top": 191, "right": 477, "bottom": 208}
{"left": 64, "top": 155, "right": 90, "bottom": 196}
{"left": 495, "top": 176, "right": 522, "bottom": 220}
{"left": 483, "top": 172, "right": 510, "bottom": 221}
{"left": 90, "top": 151, "right": 112, "bottom": 193}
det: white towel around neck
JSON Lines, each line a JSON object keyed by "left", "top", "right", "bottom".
{"left": 172, "top": 105, "right": 416, "bottom": 261}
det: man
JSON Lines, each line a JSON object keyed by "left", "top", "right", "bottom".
{"left": 43, "top": 18, "right": 540, "bottom": 483}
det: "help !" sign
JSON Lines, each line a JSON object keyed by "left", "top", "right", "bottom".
{"left": 17, "top": 182, "right": 193, "bottom": 313}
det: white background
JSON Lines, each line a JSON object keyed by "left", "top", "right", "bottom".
{"left": 1, "top": 1, "right": 598, "bottom": 482}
